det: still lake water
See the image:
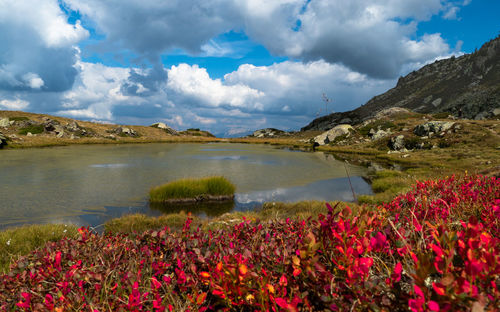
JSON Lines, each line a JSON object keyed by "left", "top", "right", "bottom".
{"left": 0, "top": 143, "right": 372, "bottom": 229}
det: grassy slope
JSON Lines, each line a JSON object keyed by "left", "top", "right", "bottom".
{"left": 0, "top": 110, "right": 219, "bottom": 148}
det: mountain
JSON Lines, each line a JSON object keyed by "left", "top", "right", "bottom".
{"left": 302, "top": 35, "right": 500, "bottom": 131}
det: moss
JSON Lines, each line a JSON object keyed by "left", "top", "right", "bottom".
{"left": 18, "top": 124, "right": 44, "bottom": 135}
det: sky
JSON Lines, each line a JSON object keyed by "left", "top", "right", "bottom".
{"left": 0, "top": 0, "right": 499, "bottom": 137}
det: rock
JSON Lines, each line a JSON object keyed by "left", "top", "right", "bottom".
{"left": 252, "top": 128, "right": 287, "bottom": 138}
{"left": 0, "top": 132, "right": 7, "bottom": 147}
{"left": 493, "top": 108, "right": 500, "bottom": 116}
{"left": 43, "top": 119, "right": 60, "bottom": 132}
{"left": 112, "top": 127, "right": 138, "bottom": 137}
{"left": 151, "top": 122, "right": 178, "bottom": 135}
{"left": 413, "top": 121, "right": 455, "bottom": 137}
{"left": 388, "top": 135, "right": 407, "bottom": 152}
{"left": 9, "top": 120, "right": 15, "bottom": 125}
{"left": 56, "top": 131, "right": 65, "bottom": 138}
{"left": 313, "top": 124, "right": 353, "bottom": 145}
{"left": 0, "top": 117, "right": 10, "bottom": 128}
{"left": 70, "top": 134, "right": 79, "bottom": 140}
{"left": 105, "top": 134, "right": 116, "bottom": 140}
{"left": 431, "top": 98, "right": 442, "bottom": 107}
{"left": 65, "top": 121, "right": 87, "bottom": 136}
{"left": 27, "top": 132, "right": 33, "bottom": 136}
{"left": 371, "top": 129, "right": 390, "bottom": 141}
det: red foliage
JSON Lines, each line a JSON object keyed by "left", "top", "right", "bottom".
{"left": 0, "top": 175, "right": 498, "bottom": 311}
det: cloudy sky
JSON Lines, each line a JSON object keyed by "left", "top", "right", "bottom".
{"left": 0, "top": 0, "right": 499, "bottom": 136}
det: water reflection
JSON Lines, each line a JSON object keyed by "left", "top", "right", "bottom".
{"left": 0, "top": 143, "right": 372, "bottom": 230}
{"left": 150, "top": 201, "right": 235, "bottom": 217}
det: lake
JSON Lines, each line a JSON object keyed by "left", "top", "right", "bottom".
{"left": 0, "top": 143, "right": 372, "bottom": 230}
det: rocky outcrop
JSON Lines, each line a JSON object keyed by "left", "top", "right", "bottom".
{"left": 302, "top": 36, "right": 500, "bottom": 132}
{"left": 151, "top": 122, "right": 178, "bottom": 135}
{"left": 313, "top": 124, "right": 353, "bottom": 145}
{"left": 413, "top": 121, "right": 455, "bottom": 137}
{"left": 370, "top": 129, "right": 391, "bottom": 141}
{"left": 251, "top": 128, "right": 287, "bottom": 138}
{"left": 110, "top": 127, "right": 138, "bottom": 137}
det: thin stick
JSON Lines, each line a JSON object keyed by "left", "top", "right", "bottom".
{"left": 344, "top": 160, "right": 357, "bottom": 204}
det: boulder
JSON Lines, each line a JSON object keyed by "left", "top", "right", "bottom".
{"left": 0, "top": 117, "right": 10, "bottom": 128}
{"left": 252, "top": 128, "right": 286, "bottom": 138}
{"left": 151, "top": 122, "right": 178, "bottom": 135}
{"left": 43, "top": 119, "right": 60, "bottom": 132}
{"left": 371, "top": 129, "right": 390, "bottom": 141}
{"left": 413, "top": 121, "right": 455, "bottom": 137}
{"left": 388, "top": 135, "right": 407, "bottom": 152}
{"left": 112, "top": 127, "right": 138, "bottom": 137}
{"left": 65, "top": 121, "right": 87, "bottom": 136}
{"left": 313, "top": 124, "right": 353, "bottom": 145}
{"left": 0, "top": 132, "right": 7, "bottom": 147}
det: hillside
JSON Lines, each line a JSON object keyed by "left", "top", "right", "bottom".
{"left": 0, "top": 111, "right": 217, "bottom": 148}
{"left": 303, "top": 36, "right": 500, "bottom": 131}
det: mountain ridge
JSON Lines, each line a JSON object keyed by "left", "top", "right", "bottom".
{"left": 302, "top": 35, "right": 500, "bottom": 132}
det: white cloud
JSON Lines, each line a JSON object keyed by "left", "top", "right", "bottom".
{"left": 0, "top": 0, "right": 87, "bottom": 92}
{"left": 166, "top": 64, "right": 264, "bottom": 109}
{"left": 0, "top": 99, "right": 30, "bottom": 110}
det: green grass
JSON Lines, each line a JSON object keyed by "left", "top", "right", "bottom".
{"left": 104, "top": 213, "right": 194, "bottom": 235}
{"left": 0, "top": 224, "right": 79, "bottom": 273}
{"left": 9, "top": 116, "right": 29, "bottom": 121}
{"left": 18, "top": 124, "right": 44, "bottom": 135}
{"left": 149, "top": 176, "right": 235, "bottom": 203}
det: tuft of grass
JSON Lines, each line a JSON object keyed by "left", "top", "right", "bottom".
{"left": 0, "top": 224, "right": 78, "bottom": 273}
{"left": 18, "top": 124, "right": 44, "bottom": 135}
{"left": 150, "top": 176, "right": 235, "bottom": 203}
{"left": 104, "top": 213, "right": 194, "bottom": 235}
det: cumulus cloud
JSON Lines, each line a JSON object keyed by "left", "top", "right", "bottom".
{"left": 0, "top": 0, "right": 87, "bottom": 92}
{"left": 0, "top": 99, "right": 30, "bottom": 110}
{"left": 64, "top": 0, "right": 466, "bottom": 79}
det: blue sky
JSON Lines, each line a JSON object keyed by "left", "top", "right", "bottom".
{"left": 0, "top": 0, "right": 499, "bottom": 136}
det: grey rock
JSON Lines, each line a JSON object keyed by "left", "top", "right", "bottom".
{"left": 388, "top": 135, "right": 407, "bottom": 151}
{"left": 414, "top": 121, "right": 455, "bottom": 136}
{"left": 431, "top": 98, "right": 442, "bottom": 107}
{"left": 0, "top": 118, "right": 10, "bottom": 128}
{"left": 56, "top": 131, "right": 65, "bottom": 138}
{"left": 374, "top": 107, "right": 411, "bottom": 119}
{"left": 371, "top": 129, "right": 390, "bottom": 141}
{"left": 112, "top": 127, "right": 138, "bottom": 137}
{"left": 0, "top": 132, "right": 6, "bottom": 147}
{"left": 493, "top": 108, "right": 500, "bottom": 116}
{"left": 151, "top": 122, "right": 178, "bottom": 135}
{"left": 43, "top": 119, "right": 60, "bottom": 132}
{"left": 27, "top": 132, "right": 33, "bottom": 137}
{"left": 313, "top": 124, "right": 353, "bottom": 145}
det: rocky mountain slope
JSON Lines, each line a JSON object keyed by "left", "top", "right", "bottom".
{"left": 303, "top": 35, "right": 500, "bottom": 131}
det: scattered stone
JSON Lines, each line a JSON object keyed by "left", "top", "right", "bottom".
{"left": 252, "top": 128, "right": 287, "bottom": 138}
{"left": 70, "top": 134, "right": 79, "bottom": 140}
{"left": 313, "top": 124, "right": 353, "bottom": 145}
{"left": 27, "top": 132, "right": 33, "bottom": 136}
{"left": 402, "top": 154, "right": 410, "bottom": 158}
{"left": 105, "top": 134, "right": 116, "bottom": 140}
{"left": 151, "top": 122, "right": 178, "bottom": 135}
{"left": 0, "top": 117, "right": 10, "bottom": 128}
{"left": 414, "top": 121, "right": 455, "bottom": 137}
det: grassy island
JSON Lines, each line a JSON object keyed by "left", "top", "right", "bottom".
{"left": 149, "top": 176, "right": 235, "bottom": 204}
